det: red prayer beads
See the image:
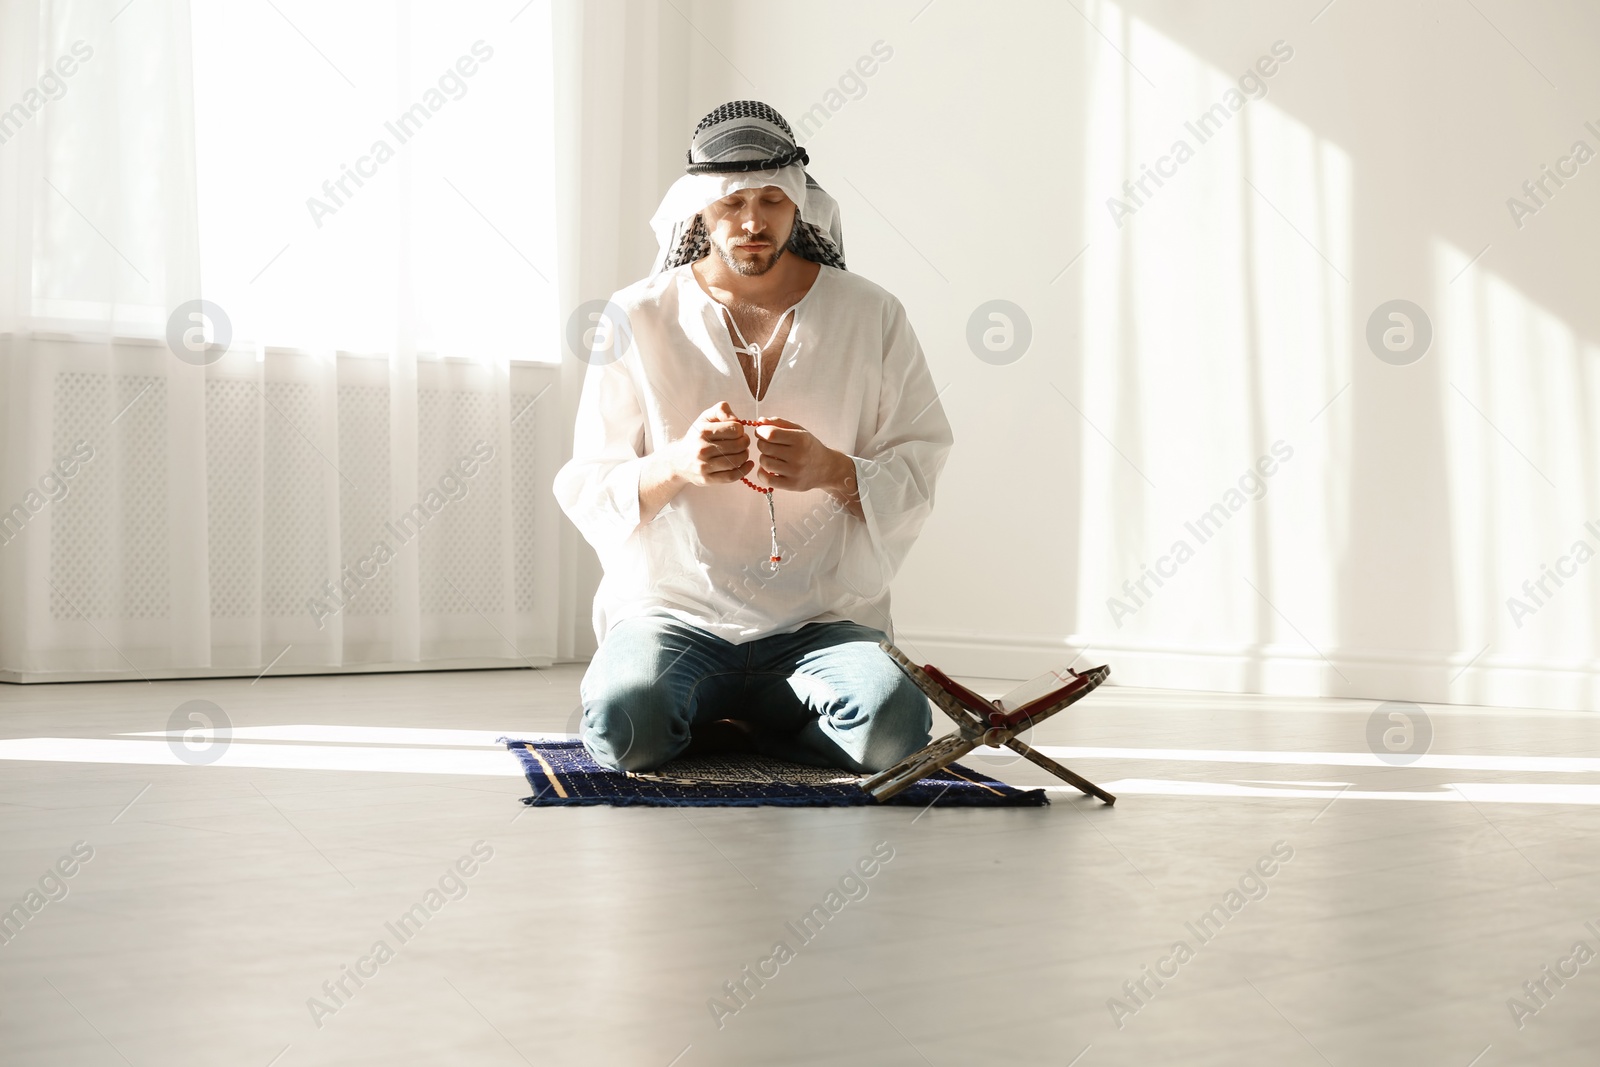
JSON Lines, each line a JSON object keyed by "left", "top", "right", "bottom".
{"left": 733, "top": 418, "right": 774, "bottom": 496}
{"left": 734, "top": 418, "right": 782, "bottom": 565}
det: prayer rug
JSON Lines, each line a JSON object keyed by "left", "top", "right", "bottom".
{"left": 500, "top": 739, "right": 1047, "bottom": 808}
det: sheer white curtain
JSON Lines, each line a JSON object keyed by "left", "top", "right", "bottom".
{"left": 0, "top": 0, "right": 561, "bottom": 680}
{"left": 548, "top": 0, "right": 694, "bottom": 661}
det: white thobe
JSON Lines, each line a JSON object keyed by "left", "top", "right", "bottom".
{"left": 553, "top": 263, "right": 953, "bottom": 646}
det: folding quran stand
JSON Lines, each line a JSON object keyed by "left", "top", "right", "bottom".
{"left": 862, "top": 641, "right": 1116, "bottom": 805}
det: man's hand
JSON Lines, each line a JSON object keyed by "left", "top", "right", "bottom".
{"left": 750, "top": 417, "right": 863, "bottom": 518}
{"left": 639, "top": 402, "right": 755, "bottom": 523}
{"left": 667, "top": 401, "right": 755, "bottom": 486}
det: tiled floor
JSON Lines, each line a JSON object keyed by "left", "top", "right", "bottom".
{"left": 3, "top": 666, "right": 1599, "bottom": 1065}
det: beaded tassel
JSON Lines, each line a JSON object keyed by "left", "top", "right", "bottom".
{"left": 720, "top": 303, "right": 794, "bottom": 573}
{"left": 735, "top": 417, "right": 783, "bottom": 567}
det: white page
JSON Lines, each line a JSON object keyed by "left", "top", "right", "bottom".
{"left": 997, "top": 668, "right": 1079, "bottom": 712}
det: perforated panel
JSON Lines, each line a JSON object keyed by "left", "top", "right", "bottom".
{"left": 52, "top": 371, "right": 170, "bottom": 621}
{"left": 511, "top": 392, "right": 539, "bottom": 613}
{"left": 37, "top": 358, "right": 550, "bottom": 669}
{"left": 337, "top": 382, "right": 393, "bottom": 616}
{"left": 260, "top": 380, "right": 328, "bottom": 618}
{"left": 206, "top": 379, "right": 261, "bottom": 618}
{"left": 417, "top": 386, "right": 502, "bottom": 616}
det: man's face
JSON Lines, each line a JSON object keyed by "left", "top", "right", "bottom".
{"left": 699, "top": 186, "right": 796, "bottom": 276}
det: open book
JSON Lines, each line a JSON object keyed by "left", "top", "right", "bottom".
{"left": 917, "top": 663, "right": 1103, "bottom": 730}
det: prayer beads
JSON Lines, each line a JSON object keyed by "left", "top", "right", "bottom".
{"left": 733, "top": 418, "right": 782, "bottom": 565}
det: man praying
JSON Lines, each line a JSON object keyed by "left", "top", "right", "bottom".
{"left": 554, "top": 100, "right": 953, "bottom": 775}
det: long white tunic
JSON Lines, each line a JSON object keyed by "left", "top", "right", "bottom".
{"left": 553, "top": 262, "right": 953, "bottom": 646}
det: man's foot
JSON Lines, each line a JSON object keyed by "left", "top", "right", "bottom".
{"left": 680, "top": 718, "right": 759, "bottom": 758}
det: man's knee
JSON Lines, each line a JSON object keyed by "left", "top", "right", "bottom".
{"left": 848, "top": 653, "right": 929, "bottom": 723}
{"left": 884, "top": 673, "right": 932, "bottom": 728}
{"left": 580, "top": 681, "right": 683, "bottom": 772}
{"left": 579, "top": 617, "right": 705, "bottom": 772}
{"left": 813, "top": 656, "right": 931, "bottom": 773}
{"left": 859, "top": 675, "right": 932, "bottom": 771}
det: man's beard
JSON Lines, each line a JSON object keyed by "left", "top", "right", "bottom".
{"left": 715, "top": 235, "right": 787, "bottom": 276}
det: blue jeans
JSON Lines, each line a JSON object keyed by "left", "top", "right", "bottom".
{"left": 578, "top": 615, "right": 933, "bottom": 774}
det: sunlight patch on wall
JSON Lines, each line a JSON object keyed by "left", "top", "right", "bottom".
{"left": 1435, "top": 238, "right": 1600, "bottom": 688}
{"left": 1075, "top": 1, "right": 1351, "bottom": 673}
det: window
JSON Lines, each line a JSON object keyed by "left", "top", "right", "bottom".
{"left": 189, "top": 0, "right": 558, "bottom": 360}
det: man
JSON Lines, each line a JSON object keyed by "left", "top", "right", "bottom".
{"left": 554, "top": 100, "right": 953, "bottom": 775}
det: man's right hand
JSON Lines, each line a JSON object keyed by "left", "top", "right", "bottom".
{"left": 666, "top": 402, "right": 755, "bottom": 486}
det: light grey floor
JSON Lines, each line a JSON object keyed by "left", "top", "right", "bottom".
{"left": 2, "top": 666, "right": 1599, "bottom": 1066}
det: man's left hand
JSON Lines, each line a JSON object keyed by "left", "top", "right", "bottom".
{"left": 749, "top": 418, "right": 853, "bottom": 497}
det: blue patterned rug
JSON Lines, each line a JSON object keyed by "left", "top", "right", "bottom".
{"left": 499, "top": 739, "right": 1048, "bottom": 808}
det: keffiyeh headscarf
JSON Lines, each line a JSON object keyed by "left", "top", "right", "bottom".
{"left": 649, "top": 100, "right": 847, "bottom": 274}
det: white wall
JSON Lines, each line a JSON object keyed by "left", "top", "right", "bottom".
{"left": 610, "top": 0, "right": 1600, "bottom": 711}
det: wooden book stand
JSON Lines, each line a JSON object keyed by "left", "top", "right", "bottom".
{"left": 863, "top": 641, "right": 1116, "bottom": 805}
